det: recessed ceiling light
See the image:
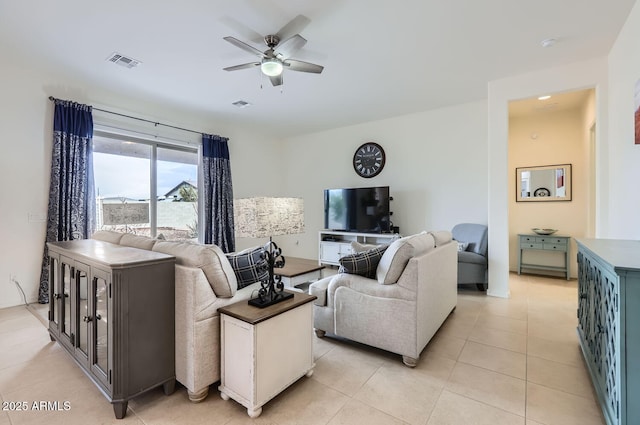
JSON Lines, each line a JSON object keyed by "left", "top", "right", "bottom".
{"left": 538, "top": 95, "right": 551, "bottom": 100}
{"left": 232, "top": 100, "right": 252, "bottom": 108}
{"left": 540, "top": 38, "right": 557, "bottom": 48}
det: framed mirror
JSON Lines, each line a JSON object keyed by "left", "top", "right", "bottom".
{"left": 516, "top": 164, "right": 572, "bottom": 202}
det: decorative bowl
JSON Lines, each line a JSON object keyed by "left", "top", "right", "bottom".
{"left": 532, "top": 228, "right": 558, "bottom": 235}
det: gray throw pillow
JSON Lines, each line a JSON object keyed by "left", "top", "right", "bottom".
{"left": 457, "top": 241, "right": 469, "bottom": 252}
{"left": 338, "top": 246, "right": 388, "bottom": 279}
{"left": 226, "top": 246, "right": 269, "bottom": 289}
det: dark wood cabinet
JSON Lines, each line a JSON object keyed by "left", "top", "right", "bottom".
{"left": 47, "top": 239, "right": 175, "bottom": 419}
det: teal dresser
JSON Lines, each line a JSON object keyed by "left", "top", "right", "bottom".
{"left": 576, "top": 239, "right": 640, "bottom": 425}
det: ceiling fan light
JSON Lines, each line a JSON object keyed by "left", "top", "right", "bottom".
{"left": 261, "top": 59, "right": 283, "bottom": 77}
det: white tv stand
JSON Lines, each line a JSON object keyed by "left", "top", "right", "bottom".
{"left": 318, "top": 230, "right": 400, "bottom": 266}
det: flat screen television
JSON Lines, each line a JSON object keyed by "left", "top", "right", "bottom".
{"left": 324, "top": 186, "right": 391, "bottom": 233}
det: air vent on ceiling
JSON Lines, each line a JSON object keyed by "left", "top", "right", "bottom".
{"left": 232, "top": 100, "right": 252, "bottom": 108}
{"left": 106, "top": 52, "right": 141, "bottom": 69}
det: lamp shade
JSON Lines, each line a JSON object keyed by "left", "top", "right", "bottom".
{"left": 234, "top": 197, "right": 304, "bottom": 238}
{"left": 260, "top": 59, "right": 283, "bottom": 77}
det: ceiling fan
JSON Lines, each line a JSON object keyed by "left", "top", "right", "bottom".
{"left": 223, "top": 15, "right": 324, "bottom": 86}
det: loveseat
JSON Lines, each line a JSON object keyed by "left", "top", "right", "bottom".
{"left": 91, "top": 230, "right": 263, "bottom": 402}
{"left": 309, "top": 231, "right": 457, "bottom": 367}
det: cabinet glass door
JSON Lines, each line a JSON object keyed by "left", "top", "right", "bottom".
{"left": 93, "top": 269, "right": 111, "bottom": 385}
{"left": 76, "top": 265, "right": 90, "bottom": 360}
{"left": 50, "top": 256, "right": 59, "bottom": 328}
{"left": 61, "top": 259, "right": 73, "bottom": 342}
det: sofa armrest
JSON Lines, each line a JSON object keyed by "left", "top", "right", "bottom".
{"left": 174, "top": 263, "right": 263, "bottom": 396}
{"left": 326, "top": 273, "right": 414, "bottom": 306}
{"left": 309, "top": 276, "right": 331, "bottom": 306}
{"left": 174, "top": 265, "right": 218, "bottom": 393}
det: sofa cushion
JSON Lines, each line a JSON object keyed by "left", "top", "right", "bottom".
{"left": 429, "top": 230, "right": 453, "bottom": 246}
{"left": 226, "top": 246, "right": 269, "bottom": 289}
{"left": 351, "top": 241, "right": 384, "bottom": 253}
{"left": 92, "top": 230, "right": 125, "bottom": 244}
{"left": 376, "top": 232, "right": 435, "bottom": 284}
{"left": 119, "top": 233, "right": 157, "bottom": 250}
{"left": 153, "top": 241, "right": 238, "bottom": 297}
{"left": 338, "top": 246, "right": 388, "bottom": 279}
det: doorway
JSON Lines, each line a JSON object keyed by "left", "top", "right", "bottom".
{"left": 507, "top": 88, "right": 596, "bottom": 279}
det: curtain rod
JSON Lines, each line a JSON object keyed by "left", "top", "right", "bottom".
{"left": 48, "top": 96, "right": 208, "bottom": 137}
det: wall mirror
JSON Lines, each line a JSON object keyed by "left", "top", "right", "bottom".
{"left": 516, "top": 164, "right": 572, "bottom": 202}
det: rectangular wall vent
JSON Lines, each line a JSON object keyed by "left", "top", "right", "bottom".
{"left": 106, "top": 52, "right": 141, "bottom": 69}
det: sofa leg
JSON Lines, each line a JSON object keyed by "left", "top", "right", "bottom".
{"left": 314, "top": 329, "right": 326, "bottom": 338}
{"left": 476, "top": 283, "right": 487, "bottom": 291}
{"left": 187, "top": 387, "right": 209, "bottom": 403}
{"left": 402, "top": 356, "right": 418, "bottom": 367}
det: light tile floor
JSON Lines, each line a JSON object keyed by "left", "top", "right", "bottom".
{"left": 0, "top": 273, "right": 605, "bottom": 425}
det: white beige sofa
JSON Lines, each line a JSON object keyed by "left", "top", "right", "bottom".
{"left": 309, "top": 231, "right": 457, "bottom": 366}
{"left": 92, "top": 231, "right": 262, "bottom": 402}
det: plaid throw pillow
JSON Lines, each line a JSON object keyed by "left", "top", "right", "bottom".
{"left": 226, "top": 246, "right": 269, "bottom": 289}
{"left": 338, "top": 246, "right": 388, "bottom": 279}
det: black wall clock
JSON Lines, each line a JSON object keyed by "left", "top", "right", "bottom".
{"left": 353, "top": 142, "right": 385, "bottom": 178}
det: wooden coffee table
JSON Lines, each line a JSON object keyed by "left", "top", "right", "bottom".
{"left": 276, "top": 257, "right": 325, "bottom": 289}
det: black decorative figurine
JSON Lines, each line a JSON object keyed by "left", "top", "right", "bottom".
{"left": 248, "top": 239, "right": 294, "bottom": 308}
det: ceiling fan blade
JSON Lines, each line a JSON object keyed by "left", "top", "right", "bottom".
{"left": 269, "top": 74, "right": 283, "bottom": 86}
{"left": 275, "top": 14, "right": 311, "bottom": 42}
{"left": 284, "top": 59, "right": 324, "bottom": 74}
{"left": 223, "top": 62, "right": 260, "bottom": 72}
{"left": 275, "top": 34, "right": 307, "bottom": 59}
{"left": 223, "top": 36, "right": 265, "bottom": 58}
{"left": 220, "top": 16, "right": 264, "bottom": 44}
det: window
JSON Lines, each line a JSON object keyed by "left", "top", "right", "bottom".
{"left": 93, "top": 132, "right": 199, "bottom": 241}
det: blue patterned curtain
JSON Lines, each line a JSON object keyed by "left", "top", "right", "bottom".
{"left": 38, "top": 99, "right": 94, "bottom": 303}
{"left": 202, "top": 134, "right": 235, "bottom": 252}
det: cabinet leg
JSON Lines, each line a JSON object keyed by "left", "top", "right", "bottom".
{"left": 49, "top": 334, "right": 55, "bottom": 342}
{"left": 162, "top": 378, "right": 176, "bottom": 395}
{"left": 247, "top": 406, "right": 262, "bottom": 418}
{"left": 113, "top": 401, "right": 128, "bottom": 419}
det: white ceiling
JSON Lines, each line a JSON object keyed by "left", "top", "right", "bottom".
{"left": 0, "top": 0, "right": 635, "bottom": 137}
{"left": 509, "top": 89, "right": 593, "bottom": 118}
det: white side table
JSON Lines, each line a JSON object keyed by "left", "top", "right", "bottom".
{"left": 218, "top": 291, "right": 317, "bottom": 418}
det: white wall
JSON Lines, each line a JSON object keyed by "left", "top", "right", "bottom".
{"left": 488, "top": 58, "right": 608, "bottom": 298}
{"left": 607, "top": 0, "right": 640, "bottom": 238}
{"left": 276, "top": 101, "right": 489, "bottom": 260}
{"left": 0, "top": 59, "right": 282, "bottom": 309}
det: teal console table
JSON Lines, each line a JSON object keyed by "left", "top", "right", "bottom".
{"left": 517, "top": 234, "right": 571, "bottom": 280}
{"left": 576, "top": 238, "right": 640, "bottom": 425}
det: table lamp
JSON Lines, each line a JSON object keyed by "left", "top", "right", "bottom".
{"left": 234, "top": 197, "right": 304, "bottom": 307}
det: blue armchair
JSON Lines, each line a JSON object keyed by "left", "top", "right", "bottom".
{"left": 452, "top": 223, "right": 488, "bottom": 291}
